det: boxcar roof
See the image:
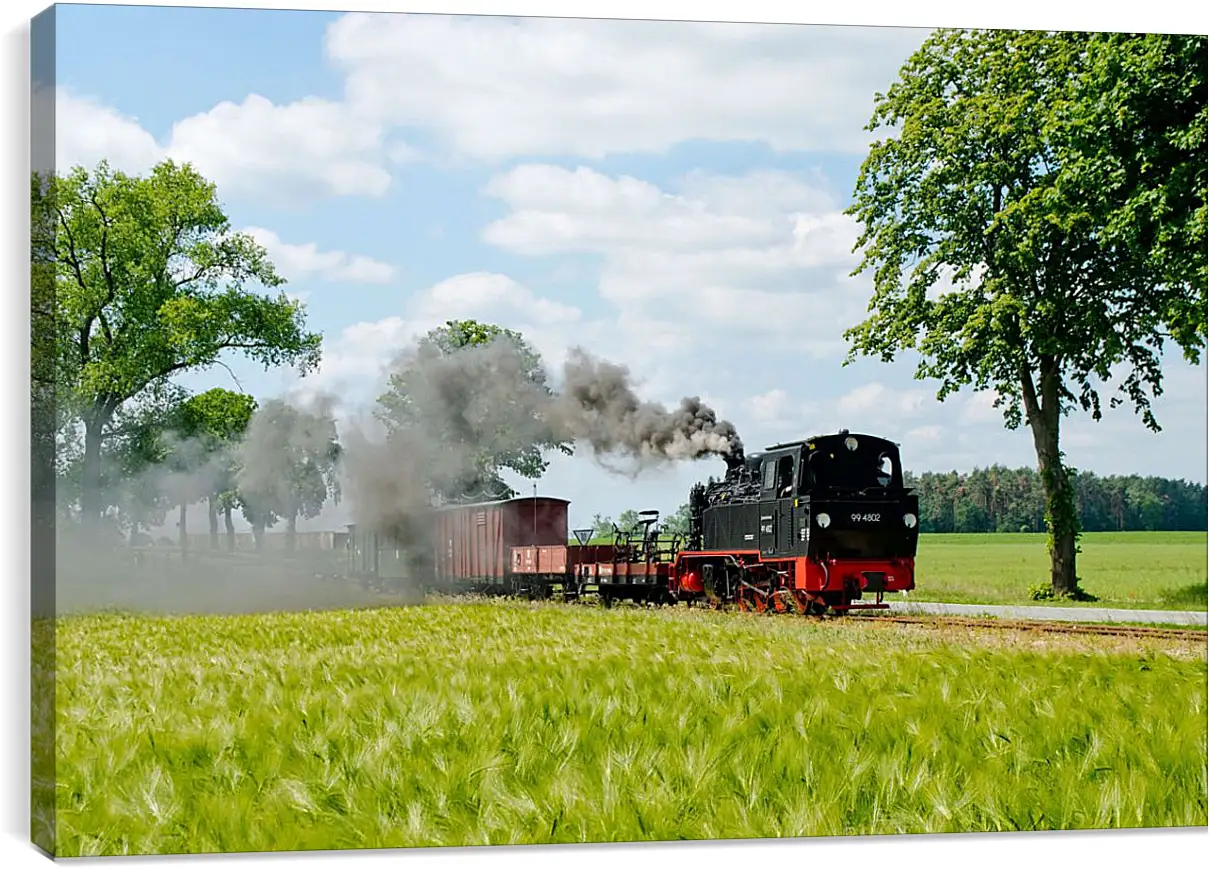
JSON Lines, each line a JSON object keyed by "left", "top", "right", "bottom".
{"left": 433, "top": 495, "right": 571, "bottom": 512}
{"left": 345, "top": 495, "right": 571, "bottom": 529}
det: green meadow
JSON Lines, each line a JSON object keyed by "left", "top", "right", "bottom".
{"left": 43, "top": 599, "right": 1207, "bottom": 856}
{"left": 910, "top": 531, "right": 1207, "bottom": 610}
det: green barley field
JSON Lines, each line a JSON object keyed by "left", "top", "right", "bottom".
{"left": 910, "top": 531, "right": 1208, "bottom": 610}
{"left": 41, "top": 599, "right": 1207, "bottom": 857}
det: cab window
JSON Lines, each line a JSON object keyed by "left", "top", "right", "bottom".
{"left": 876, "top": 452, "right": 895, "bottom": 486}
{"left": 776, "top": 455, "right": 795, "bottom": 496}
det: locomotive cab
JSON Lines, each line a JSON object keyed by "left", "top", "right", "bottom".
{"left": 797, "top": 431, "right": 918, "bottom": 563}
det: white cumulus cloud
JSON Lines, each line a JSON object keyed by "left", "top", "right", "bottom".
{"left": 54, "top": 87, "right": 394, "bottom": 203}
{"left": 242, "top": 227, "right": 395, "bottom": 284}
{"left": 53, "top": 16, "right": 929, "bottom": 201}
{"left": 482, "top": 164, "right": 868, "bottom": 359}
{"left": 325, "top": 13, "right": 930, "bottom": 159}
{"left": 52, "top": 89, "right": 162, "bottom": 176}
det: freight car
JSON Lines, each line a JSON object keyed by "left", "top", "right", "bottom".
{"left": 346, "top": 496, "right": 569, "bottom": 596}
{"left": 512, "top": 508, "right": 684, "bottom": 606}
{"left": 346, "top": 429, "right": 919, "bottom": 616}
{"left": 347, "top": 496, "right": 678, "bottom": 604}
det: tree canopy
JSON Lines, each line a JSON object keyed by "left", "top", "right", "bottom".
{"left": 844, "top": 30, "right": 1207, "bottom": 596}
{"left": 236, "top": 398, "right": 343, "bottom": 551}
{"left": 375, "top": 319, "right": 573, "bottom": 503}
{"left": 172, "top": 388, "right": 259, "bottom": 549}
{"left": 663, "top": 503, "right": 692, "bottom": 537}
{"left": 47, "top": 158, "right": 323, "bottom": 529}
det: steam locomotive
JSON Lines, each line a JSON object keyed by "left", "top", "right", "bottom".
{"left": 346, "top": 429, "right": 919, "bottom": 615}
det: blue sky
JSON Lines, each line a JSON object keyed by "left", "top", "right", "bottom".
{"left": 49, "top": 4, "right": 1208, "bottom": 532}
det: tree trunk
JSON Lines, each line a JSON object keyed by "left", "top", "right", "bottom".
{"left": 224, "top": 505, "right": 236, "bottom": 553}
{"left": 79, "top": 413, "right": 107, "bottom": 535}
{"left": 208, "top": 495, "right": 220, "bottom": 551}
{"left": 1021, "top": 359, "right": 1079, "bottom": 596}
{"left": 178, "top": 502, "right": 189, "bottom": 561}
{"left": 251, "top": 518, "right": 265, "bottom": 552}
{"left": 286, "top": 513, "right": 297, "bottom": 553}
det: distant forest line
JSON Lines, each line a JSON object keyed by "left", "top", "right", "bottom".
{"left": 596, "top": 465, "right": 1207, "bottom": 542}
{"left": 901, "top": 466, "right": 1207, "bottom": 534}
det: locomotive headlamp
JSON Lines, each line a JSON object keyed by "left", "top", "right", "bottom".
{"left": 903, "top": 513, "right": 917, "bottom": 529}
{"left": 844, "top": 436, "right": 859, "bottom": 451}
{"left": 816, "top": 512, "right": 831, "bottom": 529}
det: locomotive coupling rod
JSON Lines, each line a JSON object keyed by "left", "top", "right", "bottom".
{"left": 737, "top": 577, "right": 770, "bottom": 597}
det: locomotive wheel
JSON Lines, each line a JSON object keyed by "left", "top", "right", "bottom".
{"left": 790, "top": 591, "right": 827, "bottom": 616}
{"left": 736, "top": 589, "right": 752, "bottom": 612}
{"left": 752, "top": 589, "right": 770, "bottom": 614}
{"left": 771, "top": 590, "right": 793, "bottom": 613}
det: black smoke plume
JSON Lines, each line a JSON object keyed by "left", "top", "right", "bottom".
{"left": 551, "top": 348, "right": 745, "bottom": 468}
{"left": 53, "top": 331, "right": 746, "bottom": 615}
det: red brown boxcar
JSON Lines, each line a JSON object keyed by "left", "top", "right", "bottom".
{"left": 433, "top": 496, "right": 570, "bottom": 592}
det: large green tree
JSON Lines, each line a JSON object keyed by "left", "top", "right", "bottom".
{"left": 375, "top": 319, "right": 572, "bottom": 503}
{"left": 844, "top": 30, "right": 1206, "bottom": 596}
{"left": 47, "top": 159, "right": 322, "bottom": 532}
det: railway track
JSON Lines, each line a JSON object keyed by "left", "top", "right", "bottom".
{"left": 396, "top": 586, "right": 1207, "bottom": 643}
{"left": 855, "top": 613, "right": 1207, "bottom": 642}
{"left": 556, "top": 593, "right": 1207, "bottom": 641}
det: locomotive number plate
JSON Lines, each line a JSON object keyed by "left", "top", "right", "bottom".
{"left": 851, "top": 513, "right": 882, "bottom": 523}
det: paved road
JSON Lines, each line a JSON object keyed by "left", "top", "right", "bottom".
{"left": 882, "top": 599, "right": 1208, "bottom": 627}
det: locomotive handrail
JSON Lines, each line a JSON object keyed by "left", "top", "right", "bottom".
{"left": 611, "top": 515, "right": 674, "bottom": 564}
